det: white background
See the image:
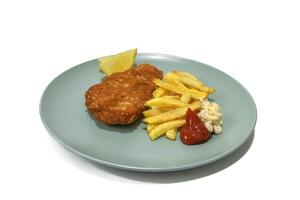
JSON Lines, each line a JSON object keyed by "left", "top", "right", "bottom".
{"left": 1, "top": 0, "right": 299, "bottom": 199}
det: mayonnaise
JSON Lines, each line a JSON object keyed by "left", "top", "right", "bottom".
{"left": 198, "top": 99, "right": 223, "bottom": 134}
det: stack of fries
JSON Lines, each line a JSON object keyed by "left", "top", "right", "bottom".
{"left": 143, "top": 71, "right": 215, "bottom": 141}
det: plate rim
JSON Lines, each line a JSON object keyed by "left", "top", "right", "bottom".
{"left": 39, "top": 53, "right": 257, "bottom": 172}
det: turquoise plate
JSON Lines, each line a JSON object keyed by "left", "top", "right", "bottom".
{"left": 40, "top": 53, "right": 257, "bottom": 172}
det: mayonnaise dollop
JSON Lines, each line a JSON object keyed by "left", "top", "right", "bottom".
{"left": 198, "top": 99, "right": 223, "bottom": 134}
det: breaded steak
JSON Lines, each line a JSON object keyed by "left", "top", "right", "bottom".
{"left": 85, "top": 64, "right": 163, "bottom": 125}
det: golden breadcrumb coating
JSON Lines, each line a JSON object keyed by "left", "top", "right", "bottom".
{"left": 85, "top": 64, "right": 163, "bottom": 125}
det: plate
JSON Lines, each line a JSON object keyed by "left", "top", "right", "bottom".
{"left": 40, "top": 53, "right": 257, "bottom": 172}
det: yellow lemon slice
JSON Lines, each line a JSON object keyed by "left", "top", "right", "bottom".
{"left": 98, "top": 48, "right": 137, "bottom": 75}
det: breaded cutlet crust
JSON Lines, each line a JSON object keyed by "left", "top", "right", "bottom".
{"left": 85, "top": 64, "right": 163, "bottom": 125}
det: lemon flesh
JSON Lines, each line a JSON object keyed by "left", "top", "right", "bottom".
{"left": 99, "top": 48, "right": 137, "bottom": 75}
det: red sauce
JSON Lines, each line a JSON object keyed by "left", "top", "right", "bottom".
{"left": 180, "top": 108, "right": 211, "bottom": 145}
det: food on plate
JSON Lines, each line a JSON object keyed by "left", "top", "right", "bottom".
{"left": 88, "top": 49, "right": 223, "bottom": 145}
{"left": 145, "top": 97, "right": 188, "bottom": 108}
{"left": 98, "top": 48, "right": 137, "bottom": 75}
{"left": 143, "top": 101, "right": 201, "bottom": 124}
{"left": 180, "top": 94, "right": 191, "bottom": 103}
{"left": 165, "top": 72, "right": 215, "bottom": 93}
{"left": 147, "top": 124, "right": 156, "bottom": 133}
{"left": 153, "top": 87, "right": 167, "bottom": 97}
{"left": 153, "top": 79, "right": 209, "bottom": 100}
{"left": 143, "top": 71, "right": 219, "bottom": 142}
{"left": 166, "top": 128, "right": 178, "bottom": 140}
{"left": 85, "top": 63, "right": 163, "bottom": 125}
{"left": 174, "top": 71, "right": 197, "bottom": 80}
{"left": 180, "top": 108, "right": 211, "bottom": 145}
{"left": 142, "top": 106, "right": 172, "bottom": 118}
{"left": 149, "top": 119, "right": 186, "bottom": 140}
{"left": 198, "top": 99, "right": 223, "bottom": 134}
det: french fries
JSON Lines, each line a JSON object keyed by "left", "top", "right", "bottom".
{"left": 174, "top": 71, "right": 197, "bottom": 80}
{"left": 147, "top": 124, "right": 156, "bottom": 133}
{"left": 143, "top": 70, "right": 215, "bottom": 141}
{"left": 142, "top": 106, "right": 171, "bottom": 117}
{"left": 167, "top": 73, "right": 215, "bottom": 93}
{"left": 143, "top": 108, "right": 162, "bottom": 118}
{"left": 165, "top": 74, "right": 188, "bottom": 89}
{"left": 143, "top": 101, "right": 201, "bottom": 124}
{"left": 153, "top": 79, "right": 208, "bottom": 100}
{"left": 145, "top": 97, "right": 188, "bottom": 108}
{"left": 153, "top": 87, "right": 166, "bottom": 97}
{"left": 166, "top": 128, "right": 177, "bottom": 140}
{"left": 180, "top": 93, "right": 191, "bottom": 103}
{"left": 163, "top": 95, "right": 181, "bottom": 100}
{"left": 149, "top": 119, "right": 186, "bottom": 140}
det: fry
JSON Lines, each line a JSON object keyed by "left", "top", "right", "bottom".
{"left": 153, "top": 79, "right": 208, "bottom": 100}
{"left": 147, "top": 124, "right": 156, "bottom": 133}
{"left": 171, "top": 78, "right": 187, "bottom": 89}
{"left": 144, "top": 69, "right": 218, "bottom": 142}
{"left": 171, "top": 73, "right": 215, "bottom": 93}
{"left": 162, "top": 95, "right": 181, "bottom": 100}
{"left": 143, "top": 101, "right": 201, "bottom": 124}
{"left": 163, "top": 72, "right": 172, "bottom": 80}
{"left": 174, "top": 71, "right": 197, "bottom": 80}
{"left": 165, "top": 74, "right": 188, "bottom": 89}
{"left": 180, "top": 93, "right": 191, "bottom": 103}
{"left": 145, "top": 97, "right": 188, "bottom": 108}
{"left": 166, "top": 128, "right": 177, "bottom": 140}
{"left": 153, "top": 87, "right": 167, "bottom": 97}
{"left": 155, "top": 107, "right": 172, "bottom": 112}
{"left": 142, "top": 107, "right": 171, "bottom": 117}
{"left": 149, "top": 119, "right": 186, "bottom": 140}
{"left": 143, "top": 109, "right": 162, "bottom": 118}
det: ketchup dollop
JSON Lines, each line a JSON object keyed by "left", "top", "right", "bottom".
{"left": 180, "top": 108, "right": 211, "bottom": 145}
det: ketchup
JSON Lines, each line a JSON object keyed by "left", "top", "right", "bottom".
{"left": 180, "top": 108, "right": 211, "bottom": 145}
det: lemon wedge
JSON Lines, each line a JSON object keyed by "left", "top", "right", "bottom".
{"left": 98, "top": 48, "right": 137, "bottom": 75}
